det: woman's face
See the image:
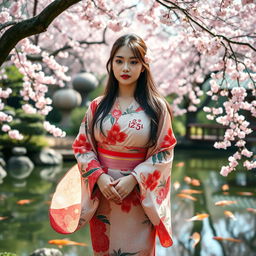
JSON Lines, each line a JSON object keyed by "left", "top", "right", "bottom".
{"left": 112, "top": 45, "right": 144, "bottom": 89}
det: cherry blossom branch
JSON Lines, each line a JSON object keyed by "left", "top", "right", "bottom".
{"left": 156, "top": 0, "right": 256, "bottom": 52}
{"left": 0, "top": 0, "right": 82, "bottom": 67}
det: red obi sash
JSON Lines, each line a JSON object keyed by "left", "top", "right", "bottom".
{"left": 98, "top": 147, "right": 147, "bottom": 170}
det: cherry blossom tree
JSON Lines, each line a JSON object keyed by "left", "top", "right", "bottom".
{"left": 0, "top": 0, "right": 255, "bottom": 175}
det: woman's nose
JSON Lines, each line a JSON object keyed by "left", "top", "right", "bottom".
{"left": 122, "top": 62, "right": 130, "bottom": 72}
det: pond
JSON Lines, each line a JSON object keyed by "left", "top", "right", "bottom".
{"left": 0, "top": 149, "right": 255, "bottom": 256}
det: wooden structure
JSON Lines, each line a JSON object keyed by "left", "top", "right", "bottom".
{"left": 187, "top": 123, "right": 256, "bottom": 143}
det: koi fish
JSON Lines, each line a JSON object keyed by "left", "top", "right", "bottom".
{"left": 191, "top": 179, "right": 201, "bottom": 186}
{"left": 184, "top": 176, "right": 201, "bottom": 186}
{"left": 48, "top": 239, "right": 87, "bottom": 248}
{"left": 184, "top": 176, "right": 192, "bottom": 184}
{"left": 224, "top": 210, "right": 236, "bottom": 220}
{"left": 173, "top": 181, "right": 180, "bottom": 190}
{"left": 187, "top": 213, "right": 209, "bottom": 221}
{"left": 0, "top": 216, "right": 8, "bottom": 221}
{"left": 222, "top": 184, "right": 229, "bottom": 191}
{"left": 175, "top": 162, "right": 185, "bottom": 167}
{"left": 16, "top": 199, "right": 34, "bottom": 205}
{"left": 181, "top": 189, "right": 203, "bottom": 194}
{"left": 177, "top": 193, "right": 197, "bottom": 201}
{"left": 236, "top": 192, "right": 254, "bottom": 196}
{"left": 191, "top": 232, "right": 201, "bottom": 248}
{"left": 214, "top": 200, "right": 237, "bottom": 206}
{"left": 213, "top": 236, "right": 241, "bottom": 243}
{"left": 247, "top": 208, "right": 256, "bottom": 213}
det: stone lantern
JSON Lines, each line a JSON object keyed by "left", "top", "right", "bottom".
{"left": 72, "top": 72, "right": 99, "bottom": 106}
{"left": 52, "top": 88, "right": 82, "bottom": 128}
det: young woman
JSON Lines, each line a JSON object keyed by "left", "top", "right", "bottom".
{"left": 50, "top": 34, "right": 176, "bottom": 256}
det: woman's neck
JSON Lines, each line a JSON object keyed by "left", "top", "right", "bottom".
{"left": 117, "top": 84, "right": 136, "bottom": 98}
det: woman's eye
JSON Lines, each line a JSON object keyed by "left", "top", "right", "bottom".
{"left": 131, "top": 61, "right": 138, "bottom": 65}
{"left": 115, "top": 59, "right": 122, "bottom": 64}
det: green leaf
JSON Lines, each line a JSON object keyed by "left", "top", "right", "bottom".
{"left": 82, "top": 167, "right": 100, "bottom": 178}
{"left": 121, "top": 252, "right": 139, "bottom": 256}
{"left": 152, "top": 154, "right": 157, "bottom": 165}
{"left": 97, "top": 214, "right": 110, "bottom": 224}
{"left": 111, "top": 116, "right": 115, "bottom": 125}
{"left": 157, "top": 152, "right": 163, "bottom": 163}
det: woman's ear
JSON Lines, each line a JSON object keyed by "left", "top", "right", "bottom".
{"left": 141, "top": 66, "right": 145, "bottom": 72}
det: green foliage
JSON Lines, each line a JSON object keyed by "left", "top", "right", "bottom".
{"left": 11, "top": 121, "right": 45, "bottom": 135}
{"left": 16, "top": 109, "right": 45, "bottom": 122}
{"left": 66, "top": 106, "right": 87, "bottom": 135}
{"left": 0, "top": 253, "right": 17, "bottom": 256}
{"left": 0, "top": 134, "right": 48, "bottom": 155}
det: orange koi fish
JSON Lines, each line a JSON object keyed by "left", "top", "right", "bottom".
{"left": 16, "top": 199, "right": 34, "bottom": 205}
{"left": 173, "top": 181, "right": 181, "bottom": 190}
{"left": 214, "top": 200, "right": 237, "bottom": 206}
{"left": 184, "top": 176, "right": 192, "bottom": 184}
{"left": 187, "top": 213, "right": 209, "bottom": 222}
{"left": 213, "top": 236, "right": 241, "bottom": 243}
{"left": 236, "top": 192, "right": 254, "bottom": 196}
{"left": 191, "top": 179, "right": 201, "bottom": 186}
{"left": 0, "top": 216, "right": 8, "bottom": 221}
{"left": 191, "top": 232, "right": 201, "bottom": 248}
{"left": 224, "top": 210, "right": 236, "bottom": 220}
{"left": 48, "top": 239, "right": 87, "bottom": 248}
{"left": 175, "top": 162, "right": 185, "bottom": 167}
{"left": 222, "top": 184, "right": 229, "bottom": 191}
{"left": 247, "top": 208, "right": 256, "bottom": 213}
{"left": 177, "top": 193, "right": 197, "bottom": 201}
{"left": 181, "top": 189, "right": 203, "bottom": 194}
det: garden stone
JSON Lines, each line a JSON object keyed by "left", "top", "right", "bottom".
{"left": 0, "top": 156, "right": 6, "bottom": 168}
{"left": 32, "top": 148, "right": 63, "bottom": 165}
{"left": 30, "top": 248, "right": 63, "bottom": 256}
{"left": 12, "top": 147, "right": 27, "bottom": 156}
{"left": 0, "top": 165, "right": 7, "bottom": 183}
{"left": 7, "top": 156, "right": 34, "bottom": 179}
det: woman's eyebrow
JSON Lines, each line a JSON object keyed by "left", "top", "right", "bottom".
{"left": 115, "top": 56, "right": 138, "bottom": 59}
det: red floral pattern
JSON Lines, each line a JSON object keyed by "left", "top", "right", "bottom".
{"left": 141, "top": 170, "right": 161, "bottom": 191}
{"left": 72, "top": 133, "right": 92, "bottom": 154}
{"left": 111, "top": 108, "right": 122, "bottom": 119}
{"left": 156, "top": 176, "right": 170, "bottom": 204}
{"left": 90, "top": 215, "right": 109, "bottom": 252}
{"left": 90, "top": 99, "right": 99, "bottom": 115}
{"left": 135, "top": 106, "right": 143, "bottom": 112}
{"left": 105, "top": 123, "right": 127, "bottom": 145}
{"left": 156, "top": 220, "right": 173, "bottom": 247}
{"left": 121, "top": 190, "right": 140, "bottom": 213}
{"left": 161, "top": 128, "right": 176, "bottom": 149}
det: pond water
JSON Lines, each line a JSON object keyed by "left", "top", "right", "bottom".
{"left": 0, "top": 149, "right": 255, "bottom": 256}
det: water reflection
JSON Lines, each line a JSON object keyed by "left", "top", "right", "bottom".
{"left": 0, "top": 150, "right": 255, "bottom": 256}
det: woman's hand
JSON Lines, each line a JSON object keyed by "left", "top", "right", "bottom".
{"left": 110, "top": 175, "right": 138, "bottom": 200}
{"left": 97, "top": 173, "right": 122, "bottom": 203}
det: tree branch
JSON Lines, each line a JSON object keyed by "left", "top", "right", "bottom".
{"left": 0, "top": 0, "right": 82, "bottom": 67}
{"left": 156, "top": 0, "right": 256, "bottom": 52}
{"left": 0, "top": 21, "right": 17, "bottom": 32}
{"left": 26, "top": 27, "right": 108, "bottom": 61}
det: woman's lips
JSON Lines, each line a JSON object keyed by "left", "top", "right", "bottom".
{"left": 121, "top": 75, "right": 130, "bottom": 80}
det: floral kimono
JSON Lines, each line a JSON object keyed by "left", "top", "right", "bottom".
{"left": 49, "top": 96, "right": 176, "bottom": 256}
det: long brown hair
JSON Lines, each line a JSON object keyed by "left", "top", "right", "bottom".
{"left": 92, "top": 34, "right": 172, "bottom": 146}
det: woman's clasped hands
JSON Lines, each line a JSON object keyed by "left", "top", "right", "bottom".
{"left": 97, "top": 173, "right": 138, "bottom": 203}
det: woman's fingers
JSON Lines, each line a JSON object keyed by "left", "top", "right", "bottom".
{"left": 110, "top": 179, "right": 120, "bottom": 186}
{"left": 110, "top": 186, "right": 122, "bottom": 200}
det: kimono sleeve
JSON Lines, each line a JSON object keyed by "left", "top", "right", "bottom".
{"left": 72, "top": 98, "right": 104, "bottom": 199}
{"left": 131, "top": 100, "right": 177, "bottom": 247}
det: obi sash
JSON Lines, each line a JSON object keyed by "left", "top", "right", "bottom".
{"left": 97, "top": 146, "right": 147, "bottom": 170}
